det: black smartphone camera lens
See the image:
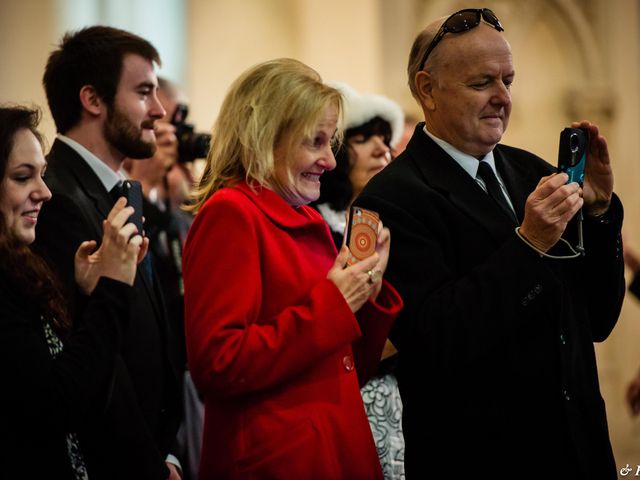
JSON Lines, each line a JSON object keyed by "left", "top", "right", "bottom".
{"left": 569, "top": 132, "right": 580, "bottom": 153}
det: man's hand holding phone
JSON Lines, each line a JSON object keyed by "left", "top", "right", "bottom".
{"left": 518, "top": 124, "right": 611, "bottom": 255}
{"left": 74, "top": 197, "right": 148, "bottom": 293}
{"left": 121, "top": 180, "right": 144, "bottom": 236}
{"left": 114, "top": 180, "right": 149, "bottom": 266}
{"left": 569, "top": 121, "right": 613, "bottom": 217}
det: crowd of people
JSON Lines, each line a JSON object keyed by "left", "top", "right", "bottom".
{"left": 0, "top": 7, "right": 631, "bottom": 480}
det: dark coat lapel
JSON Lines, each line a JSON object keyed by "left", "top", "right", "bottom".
{"left": 47, "top": 139, "right": 161, "bottom": 310}
{"left": 494, "top": 146, "right": 540, "bottom": 224}
{"left": 47, "top": 140, "right": 114, "bottom": 224}
{"left": 405, "top": 127, "right": 515, "bottom": 242}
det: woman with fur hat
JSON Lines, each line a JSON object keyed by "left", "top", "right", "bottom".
{"left": 314, "top": 82, "right": 404, "bottom": 246}
{"left": 313, "top": 82, "right": 406, "bottom": 480}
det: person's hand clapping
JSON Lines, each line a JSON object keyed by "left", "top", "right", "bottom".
{"left": 74, "top": 197, "right": 148, "bottom": 294}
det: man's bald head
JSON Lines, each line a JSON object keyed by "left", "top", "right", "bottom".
{"left": 410, "top": 21, "right": 514, "bottom": 157}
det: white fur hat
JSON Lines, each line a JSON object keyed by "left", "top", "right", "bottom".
{"left": 328, "top": 81, "right": 405, "bottom": 148}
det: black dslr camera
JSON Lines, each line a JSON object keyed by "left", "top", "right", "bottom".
{"left": 170, "top": 103, "right": 211, "bottom": 163}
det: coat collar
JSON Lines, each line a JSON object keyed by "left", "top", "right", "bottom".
{"left": 46, "top": 139, "right": 164, "bottom": 319}
{"left": 233, "top": 181, "right": 327, "bottom": 231}
{"left": 47, "top": 139, "right": 114, "bottom": 219}
{"left": 404, "top": 124, "right": 532, "bottom": 241}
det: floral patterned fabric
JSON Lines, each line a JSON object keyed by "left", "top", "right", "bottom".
{"left": 361, "top": 373, "right": 405, "bottom": 480}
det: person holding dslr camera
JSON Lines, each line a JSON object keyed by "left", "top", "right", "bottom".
{"left": 125, "top": 77, "right": 189, "bottom": 343}
{"left": 125, "top": 76, "right": 211, "bottom": 356}
{"left": 125, "top": 76, "right": 210, "bottom": 480}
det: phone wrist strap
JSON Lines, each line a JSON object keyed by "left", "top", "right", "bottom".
{"left": 515, "top": 213, "right": 584, "bottom": 260}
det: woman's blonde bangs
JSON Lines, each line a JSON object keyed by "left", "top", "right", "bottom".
{"left": 189, "top": 58, "right": 343, "bottom": 213}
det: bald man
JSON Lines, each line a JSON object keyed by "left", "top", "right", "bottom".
{"left": 356, "top": 9, "right": 623, "bottom": 479}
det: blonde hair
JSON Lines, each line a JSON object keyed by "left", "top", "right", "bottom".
{"left": 189, "top": 58, "right": 343, "bottom": 213}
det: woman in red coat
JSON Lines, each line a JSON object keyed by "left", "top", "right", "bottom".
{"left": 183, "top": 58, "right": 403, "bottom": 479}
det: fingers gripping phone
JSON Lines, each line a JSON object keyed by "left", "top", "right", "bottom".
{"left": 557, "top": 127, "right": 587, "bottom": 257}
{"left": 558, "top": 127, "right": 587, "bottom": 186}
{"left": 345, "top": 206, "right": 380, "bottom": 266}
{"left": 121, "top": 180, "right": 144, "bottom": 235}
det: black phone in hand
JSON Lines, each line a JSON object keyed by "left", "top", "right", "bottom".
{"left": 558, "top": 127, "right": 587, "bottom": 186}
{"left": 121, "top": 180, "right": 144, "bottom": 235}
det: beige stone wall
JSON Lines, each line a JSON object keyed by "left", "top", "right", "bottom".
{"left": 0, "top": 0, "right": 59, "bottom": 141}
{"left": 2, "top": 0, "right": 640, "bottom": 471}
{"left": 185, "top": 0, "right": 387, "bottom": 135}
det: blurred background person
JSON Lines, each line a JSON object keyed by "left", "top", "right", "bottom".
{"left": 167, "top": 161, "right": 197, "bottom": 242}
{"left": 623, "top": 242, "right": 640, "bottom": 300}
{"left": 394, "top": 114, "right": 419, "bottom": 156}
{"left": 124, "top": 77, "right": 185, "bottom": 356}
{"left": 622, "top": 243, "right": 640, "bottom": 417}
{"left": 0, "top": 105, "right": 145, "bottom": 479}
{"left": 183, "top": 58, "right": 403, "bottom": 479}
{"left": 124, "top": 76, "right": 204, "bottom": 480}
{"left": 314, "top": 81, "right": 403, "bottom": 247}
{"left": 312, "top": 81, "right": 405, "bottom": 479}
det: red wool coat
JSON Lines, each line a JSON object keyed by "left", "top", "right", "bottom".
{"left": 183, "top": 182, "right": 402, "bottom": 479}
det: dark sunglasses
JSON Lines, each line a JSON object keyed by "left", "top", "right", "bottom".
{"left": 418, "top": 8, "right": 504, "bottom": 71}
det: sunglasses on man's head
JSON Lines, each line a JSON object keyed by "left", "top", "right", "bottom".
{"left": 418, "top": 8, "right": 504, "bottom": 71}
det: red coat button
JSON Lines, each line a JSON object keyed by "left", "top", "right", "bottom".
{"left": 342, "top": 355, "right": 354, "bottom": 372}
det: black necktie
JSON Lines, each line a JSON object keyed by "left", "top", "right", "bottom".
{"left": 476, "top": 161, "right": 518, "bottom": 224}
{"left": 109, "top": 182, "right": 124, "bottom": 203}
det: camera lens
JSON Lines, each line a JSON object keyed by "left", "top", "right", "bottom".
{"left": 171, "top": 103, "right": 211, "bottom": 162}
{"left": 569, "top": 133, "right": 579, "bottom": 153}
{"left": 176, "top": 125, "right": 211, "bottom": 163}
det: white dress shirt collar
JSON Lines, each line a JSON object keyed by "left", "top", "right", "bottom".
{"left": 422, "top": 125, "right": 497, "bottom": 178}
{"left": 57, "top": 134, "right": 126, "bottom": 191}
{"left": 422, "top": 125, "right": 515, "bottom": 211}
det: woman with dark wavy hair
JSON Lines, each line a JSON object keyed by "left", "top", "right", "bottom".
{"left": 0, "top": 106, "right": 146, "bottom": 479}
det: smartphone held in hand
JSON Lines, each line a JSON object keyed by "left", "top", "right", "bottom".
{"left": 121, "top": 180, "right": 144, "bottom": 235}
{"left": 558, "top": 127, "right": 587, "bottom": 186}
{"left": 345, "top": 206, "right": 380, "bottom": 266}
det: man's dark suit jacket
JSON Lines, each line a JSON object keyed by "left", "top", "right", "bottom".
{"left": 34, "top": 139, "right": 183, "bottom": 480}
{"left": 357, "top": 124, "right": 625, "bottom": 479}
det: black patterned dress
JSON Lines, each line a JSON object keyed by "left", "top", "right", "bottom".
{"left": 0, "top": 273, "right": 133, "bottom": 479}
{"left": 42, "top": 319, "right": 90, "bottom": 480}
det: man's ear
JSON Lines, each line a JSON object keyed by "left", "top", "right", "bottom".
{"left": 78, "top": 85, "right": 104, "bottom": 117}
{"left": 415, "top": 71, "right": 436, "bottom": 112}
